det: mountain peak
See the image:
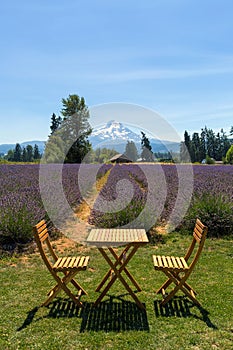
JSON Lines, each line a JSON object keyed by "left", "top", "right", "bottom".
{"left": 91, "top": 120, "right": 141, "bottom": 145}
{"left": 89, "top": 120, "right": 180, "bottom": 154}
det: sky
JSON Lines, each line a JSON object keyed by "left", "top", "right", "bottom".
{"left": 1, "top": 0, "right": 233, "bottom": 143}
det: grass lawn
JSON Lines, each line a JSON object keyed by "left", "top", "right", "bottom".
{"left": 0, "top": 233, "right": 232, "bottom": 350}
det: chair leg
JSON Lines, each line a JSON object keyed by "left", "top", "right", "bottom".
{"left": 70, "top": 278, "right": 88, "bottom": 295}
{"left": 159, "top": 271, "right": 201, "bottom": 307}
{"left": 157, "top": 272, "right": 197, "bottom": 296}
{"left": 42, "top": 270, "right": 86, "bottom": 307}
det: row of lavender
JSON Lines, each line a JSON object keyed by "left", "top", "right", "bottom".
{"left": 89, "top": 164, "right": 147, "bottom": 228}
{"left": 0, "top": 163, "right": 111, "bottom": 244}
{"left": 89, "top": 163, "right": 233, "bottom": 235}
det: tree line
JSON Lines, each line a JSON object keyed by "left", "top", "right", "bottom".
{"left": 3, "top": 144, "right": 41, "bottom": 162}
{"left": 181, "top": 126, "right": 233, "bottom": 163}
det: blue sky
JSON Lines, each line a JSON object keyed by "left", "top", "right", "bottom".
{"left": 1, "top": 0, "right": 233, "bottom": 143}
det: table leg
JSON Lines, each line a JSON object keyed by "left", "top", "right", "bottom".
{"left": 94, "top": 245, "right": 145, "bottom": 309}
{"left": 109, "top": 247, "right": 142, "bottom": 292}
{"left": 95, "top": 246, "right": 131, "bottom": 292}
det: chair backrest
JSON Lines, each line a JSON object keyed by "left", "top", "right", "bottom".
{"left": 184, "top": 218, "right": 208, "bottom": 269}
{"left": 33, "top": 220, "right": 58, "bottom": 272}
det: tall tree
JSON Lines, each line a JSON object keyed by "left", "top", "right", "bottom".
{"left": 141, "top": 131, "right": 154, "bottom": 162}
{"left": 22, "top": 147, "right": 27, "bottom": 162}
{"left": 61, "top": 94, "right": 86, "bottom": 117}
{"left": 45, "top": 94, "right": 92, "bottom": 163}
{"left": 199, "top": 128, "right": 206, "bottom": 160}
{"left": 5, "top": 149, "right": 14, "bottom": 161}
{"left": 33, "top": 144, "right": 41, "bottom": 160}
{"left": 60, "top": 94, "right": 92, "bottom": 163}
{"left": 26, "top": 145, "right": 33, "bottom": 162}
{"left": 13, "top": 143, "right": 22, "bottom": 162}
{"left": 183, "top": 130, "right": 194, "bottom": 161}
{"left": 191, "top": 132, "right": 201, "bottom": 162}
{"left": 50, "top": 113, "right": 62, "bottom": 135}
{"left": 124, "top": 141, "right": 138, "bottom": 162}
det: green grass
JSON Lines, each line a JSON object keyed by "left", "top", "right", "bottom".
{"left": 0, "top": 234, "right": 232, "bottom": 350}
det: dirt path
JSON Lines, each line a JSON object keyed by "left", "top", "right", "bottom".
{"left": 62, "top": 168, "right": 111, "bottom": 245}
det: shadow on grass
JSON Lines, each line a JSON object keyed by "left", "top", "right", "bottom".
{"left": 80, "top": 298, "right": 149, "bottom": 332}
{"left": 17, "top": 299, "right": 82, "bottom": 331}
{"left": 17, "top": 297, "right": 149, "bottom": 333}
{"left": 154, "top": 297, "right": 218, "bottom": 329}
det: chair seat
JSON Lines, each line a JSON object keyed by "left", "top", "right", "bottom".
{"left": 53, "top": 256, "right": 89, "bottom": 272}
{"left": 153, "top": 255, "right": 189, "bottom": 272}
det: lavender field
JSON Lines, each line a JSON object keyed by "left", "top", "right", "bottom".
{"left": 0, "top": 163, "right": 233, "bottom": 247}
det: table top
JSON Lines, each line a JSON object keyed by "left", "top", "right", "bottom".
{"left": 86, "top": 228, "right": 149, "bottom": 247}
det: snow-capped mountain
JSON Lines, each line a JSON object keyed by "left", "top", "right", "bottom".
{"left": 89, "top": 120, "right": 180, "bottom": 153}
{"left": 90, "top": 120, "right": 141, "bottom": 147}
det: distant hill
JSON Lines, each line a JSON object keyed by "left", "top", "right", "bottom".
{"left": 0, "top": 141, "right": 46, "bottom": 155}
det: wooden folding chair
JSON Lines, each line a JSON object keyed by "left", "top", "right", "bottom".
{"left": 33, "top": 219, "right": 89, "bottom": 307}
{"left": 152, "top": 218, "right": 208, "bottom": 306}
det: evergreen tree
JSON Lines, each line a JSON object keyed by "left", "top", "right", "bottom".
{"left": 141, "top": 131, "right": 154, "bottom": 161}
{"left": 22, "top": 147, "right": 27, "bottom": 162}
{"left": 200, "top": 128, "right": 206, "bottom": 160}
{"left": 220, "top": 129, "right": 231, "bottom": 159}
{"left": 26, "top": 145, "right": 33, "bottom": 162}
{"left": 205, "top": 127, "right": 216, "bottom": 159}
{"left": 50, "top": 113, "right": 62, "bottom": 135}
{"left": 59, "top": 94, "right": 92, "bottom": 163}
{"left": 13, "top": 143, "right": 22, "bottom": 162}
{"left": 124, "top": 141, "right": 138, "bottom": 162}
{"left": 191, "top": 132, "right": 201, "bottom": 162}
{"left": 183, "top": 130, "right": 195, "bottom": 162}
{"left": 5, "top": 149, "right": 14, "bottom": 161}
{"left": 33, "top": 144, "right": 41, "bottom": 160}
{"left": 45, "top": 94, "right": 92, "bottom": 163}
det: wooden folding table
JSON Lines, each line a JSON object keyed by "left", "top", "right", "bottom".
{"left": 86, "top": 228, "right": 149, "bottom": 309}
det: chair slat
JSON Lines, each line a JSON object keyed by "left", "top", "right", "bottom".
{"left": 35, "top": 219, "right": 46, "bottom": 229}
{"left": 195, "top": 223, "right": 203, "bottom": 235}
{"left": 63, "top": 257, "right": 72, "bottom": 268}
{"left": 37, "top": 223, "right": 48, "bottom": 235}
{"left": 83, "top": 256, "right": 90, "bottom": 268}
{"left": 53, "top": 257, "right": 63, "bottom": 269}
{"left": 73, "top": 257, "right": 81, "bottom": 268}
{"left": 176, "top": 257, "right": 184, "bottom": 269}
{"left": 162, "top": 256, "right": 168, "bottom": 268}
{"left": 171, "top": 256, "right": 179, "bottom": 269}
{"left": 58, "top": 257, "right": 67, "bottom": 268}
{"left": 180, "top": 257, "right": 188, "bottom": 269}
{"left": 78, "top": 256, "right": 85, "bottom": 268}
{"left": 193, "top": 232, "right": 201, "bottom": 243}
{"left": 153, "top": 255, "right": 159, "bottom": 268}
{"left": 194, "top": 226, "right": 202, "bottom": 239}
{"left": 68, "top": 257, "right": 77, "bottom": 268}
{"left": 166, "top": 256, "right": 173, "bottom": 268}
{"left": 157, "top": 255, "right": 163, "bottom": 267}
